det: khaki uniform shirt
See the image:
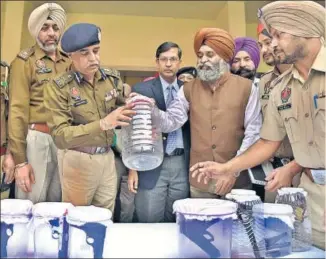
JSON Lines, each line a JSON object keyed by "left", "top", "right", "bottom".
{"left": 8, "top": 44, "right": 70, "bottom": 164}
{"left": 44, "top": 67, "right": 125, "bottom": 150}
{"left": 261, "top": 46, "right": 325, "bottom": 169}
{"left": 1, "top": 64, "right": 9, "bottom": 148}
{"left": 259, "top": 68, "right": 293, "bottom": 158}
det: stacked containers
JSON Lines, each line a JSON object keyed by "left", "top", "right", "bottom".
{"left": 121, "top": 95, "right": 163, "bottom": 171}
{"left": 253, "top": 203, "right": 294, "bottom": 257}
{"left": 173, "top": 198, "right": 237, "bottom": 258}
{"left": 225, "top": 189, "right": 265, "bottom": 258}
{"left": 66, "top": 206, "right": 112, "bottom": 258}
{"left": 276, "top": 187, "right": 312, "bottom": 252}
{"left": 32, "top": 202, "right": 74, "bottom": 258}
{"left": 0, "top": 199, "right": 33, "bottom": 258}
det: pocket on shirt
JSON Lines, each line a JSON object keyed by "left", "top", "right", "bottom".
{"left": 35, "top": 74, "right": 50, "bottom": 86}
{"left": 314, "top": 98, "right": 325, "bottom": 136}
{"left": 279, "top": 109, "right": 299, "bottom": 143}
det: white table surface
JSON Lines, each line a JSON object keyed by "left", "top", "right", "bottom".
{"left": 103, "top": 223, "right": 325, "bottom": 258}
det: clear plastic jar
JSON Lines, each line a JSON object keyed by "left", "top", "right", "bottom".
{"left": 225, "top": 190, "right": 265, "bottom": 258}
{"left": 253, "top": 203, "right": 294, "bottom": 258}
{"left": 32, "top": 202, "right": 73, "bottom": 258}
{"left": 0, "top": 199, "right": 33, "bottom": 258}
{"left": 276, "top": 187, "right": 312, "bottom": 252}
{"left": 173, "top": 198, "right": 237, "bottom": 258}
{"left": 66, "top": 206, "right": 112, "bottom": 258}
{"left": 121, "top": 96, "right": 163, "bottom": 171}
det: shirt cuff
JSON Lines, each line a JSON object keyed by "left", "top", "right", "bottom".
{"left": 12, "top": 152, "right": 27, "bottom": 165}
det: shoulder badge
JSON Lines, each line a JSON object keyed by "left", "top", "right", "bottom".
{"left": 17, "top": 47, "right": 35, "bottom": 61}
{"left": 101, "top": 67, "right": 120, "bottom": 79}
{"left": 53, "top": 72, "right": 74, "bottom": 89}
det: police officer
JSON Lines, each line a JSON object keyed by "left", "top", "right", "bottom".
{"left": 191, "top": 1, "right": 325, "bottom": 249}
{"left": 44, "top": 23, "right": 135, "bottom": 212}
{"left": 8, "top": 3, "right": 69, "bottom": 203}
{"left": 1, "top": 61, "right": 15, "bottom": 199}
{"left": 176, "top": 66, "right": 197, "bottom": 83}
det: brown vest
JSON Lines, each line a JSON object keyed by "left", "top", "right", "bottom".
{"left": 184, "top": 72, "right": 252, "bottom": 192}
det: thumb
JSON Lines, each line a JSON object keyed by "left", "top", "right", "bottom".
{"left": 265, "top": 170, "right": 277, "bottom": 181}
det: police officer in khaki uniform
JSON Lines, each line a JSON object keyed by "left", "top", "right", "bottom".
{"left": 44, "top": 23, "right": 135, "bottom": 212}
{"left": 191, "top": 1, "right": 325, "bottom": 249}
{"left": 1, "top": 61, "right": 15, "bottom": 199}
{"left": 257, "top": 23, "right": 301, "bottom": 202}
{"left": 8, "top": 3, "right": 69, "bottom": 203}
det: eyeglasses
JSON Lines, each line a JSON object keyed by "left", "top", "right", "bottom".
{"left": 157, "top": 57, "right": 180, "bottom": 64}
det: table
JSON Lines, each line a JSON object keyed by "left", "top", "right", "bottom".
{"left": 103, "top": 223, "right": 325, "bottom": 258}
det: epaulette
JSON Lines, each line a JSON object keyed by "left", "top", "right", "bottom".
{"left": 0, "top": 61, "right": 9, "bottom": 67}
{"left": 53, "top": 72, "right": 74, "bottom": 88}
{"left": 101, "top": 67, "right": 120, "bottom": 79}
{"left": 17, "top": 47, "right": 35, "bottom": 61}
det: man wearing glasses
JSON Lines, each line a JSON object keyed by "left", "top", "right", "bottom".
{"left": 128, "top": 42, "right": 190, "bottom": 223}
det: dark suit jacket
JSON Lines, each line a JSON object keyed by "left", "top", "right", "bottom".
{"left": 131, "top": 77, "right": 190, "bottom": 189}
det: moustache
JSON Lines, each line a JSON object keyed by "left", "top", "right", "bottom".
{"left": 233, "top": 68, "right": 254, "bottom": 75}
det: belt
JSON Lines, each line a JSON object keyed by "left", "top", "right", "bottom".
{"left": 165, "top": 148, "right": 184, "bottom": 157}
{"left": 69, "top": 146, "right": 111, "bottom": 155}
{"left": 29, "top": 123, "right": 50, "bottom": 134}
{"left": 0, "top": 146, "right": 6, "bottom": 156}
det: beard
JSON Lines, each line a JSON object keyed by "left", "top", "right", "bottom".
{"left": 231, "top": 67, "right": 256, "bottom": 80}
{"left": 196, "top": 59, "right": 230, "bottom": 82}
{"left": 274, "top": 41, "right": 305, "bottom": 65}
{"left": 36, "top": 37, "right": 58, "bottom": 53}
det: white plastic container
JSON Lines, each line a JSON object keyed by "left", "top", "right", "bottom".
{"left": 0, "top": 199, "right": 33, "bottom": 258}
{"left": 121, "top": 95, "right": 163, "bottom": 171}
{"left": 66, "top": 206, "right": 112, "bottom": 258}
{"left": 32, "top": 202, "right": 74, "bottom": 258}
{"left": 173, "top": 198, "right": 237, "bottom": 258}
{"left": 276, "top": 187, "right": 312, "bottom": 252}
{"left": 226, "top": 190, "right": 265, "bottom": 258}
{"left": 253, "top": 203, "right": 294, "bottom": 258}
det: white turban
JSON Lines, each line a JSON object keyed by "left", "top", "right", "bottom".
{"left": 28, "top": 3, "right": 66, "bottom": 38}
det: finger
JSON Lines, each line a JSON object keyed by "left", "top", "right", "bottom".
{"left": 215, "top": 181, "right": 223, "bottom": 194}
{"left": 4, "top": 169, "right": 14, "bottom": 184}
{"left": 116, "top": 121, "right": 130, "bottom": 127}
{"left": 190, "top": 162, "right": 203, "bottom": 172}
{"left": 30, "top": 168, "right": 36, "bottom": 184}
{"left": 19, "top": 179, "right": 28, "bottom": 193}
{"left": 265, "top": 179, "right": 278, "bottom": 192}
{"left": 203, "top": 175, "right": 210, "bottom": 185}
{"left": 121, "top": 110, "right": 137, "bottom": 116}
{"left": 265, "top": 170, "right": 277, "bottom": 181}
{"left": 134, "top": 177, "right": 138, "bottom": 190}
{"left": 118, "top": 114, "right": 133, "bottom": 122}
{"left": 24, "top": 177, "right": 32, "bottom": 192}
{"left": 128, "top": 179, "right": 132, "bottom": 192}
{"left": 197, "top": 172, "right": 206, "bottom": 183}
{"left": 128, "top": 93, "right": 138, "bottom": 98}
{"left": 191, "top": 169, "right": 200, "bottom": 179}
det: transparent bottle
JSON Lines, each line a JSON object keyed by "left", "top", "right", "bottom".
{"left": 276, "top": 187, "right": 312, "bottom": 252}
{"left": 121, "top": 96, "right": 163, "bottom": 171}
{"left": 225, "top": 189, "right": 265, "bottom": 258}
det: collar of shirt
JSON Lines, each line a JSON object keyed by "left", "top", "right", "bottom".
{"left": 159, "top": 75, "right": 179, "bottom": 101}
{"left": 291, "top": 45, "right": 326, "bottom": 84}
{"left": 34, "top": 44, "right": 67, "bottom": 63}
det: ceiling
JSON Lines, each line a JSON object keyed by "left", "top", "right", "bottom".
{"left": 29, "top": 1, "right": 227, "bottom": 20}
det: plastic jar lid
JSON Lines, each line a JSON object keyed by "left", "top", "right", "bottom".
{"left": 1, "top": 199, "right": 33, "bottom": 216}
{"left": 67, "top": 205, "right": 112, "bottom": 223}
{"left": 173, "top": 198, "right": 237, "bottom": 216}
{"left": 231, "top": 189, "right": 256, "bottom": 196}
{"left": 33, "top": 202, "right": 74, "bottom": 218}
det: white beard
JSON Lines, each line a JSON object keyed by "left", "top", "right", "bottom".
{"left": 197, "top": 60, "right": 230, "bottom": 83}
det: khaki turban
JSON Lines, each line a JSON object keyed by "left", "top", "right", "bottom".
{"left": 28, "top": 3, "right": 66, "bottom": 38}
{"left": 194, "top": 28, "right": 235, "bottom": 62}
{"left": 259, "top": 1, "right": 325, "bottom": 39}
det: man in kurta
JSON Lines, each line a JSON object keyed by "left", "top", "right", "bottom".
{"left": 191, "top": 1, "right": 325, "bottom": 249}
{"left": 149, "top": 28, "right": 262, "bottom": 197}
{"left": 8, "top": 3, "right": 69, "bottom": 203}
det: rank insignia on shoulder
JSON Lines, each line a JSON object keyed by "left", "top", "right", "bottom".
{"left": 17, "top": 47, "right": 35, "bottom": 61}
{"left": 54, "top": 73, "right": 74, "bottom": 88}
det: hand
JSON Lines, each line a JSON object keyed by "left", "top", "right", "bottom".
{"left": 127, "top": 93, "right": 156, "bottom": 108}
{"left": 2, "top": 152, "right": 15, "bottom": 184}
{"left": 190, "top": 161, "right": 230, "bottom": 184}
{"left": 265, "top": 165, "right": 296, "bottom": 192}
{"left": 100, "top": 103, "right": 136, "bottom": 130}
{"left": 15, "top": 164, "right": 35, "bottom": 193}
{"left": 214, "top": 174, "right": 237, "bottom": 195}
{"left": 128, "top": 170, "right": 138, "bottom": 194}
{"left": 123, "top": 83, "right": 131, "bottom": 97}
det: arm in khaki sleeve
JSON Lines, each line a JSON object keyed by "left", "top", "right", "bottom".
{"left": 237, "top": 83, "right": 262, "bottom": 155}
{"left": 260, "top": 90, "right": 287, "bottom": 142}
{"left": 8, "top": 58, "right": 31, "bottom": 164}
{"left": 44, "top": 81, "right": 102, "bottom": 150}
